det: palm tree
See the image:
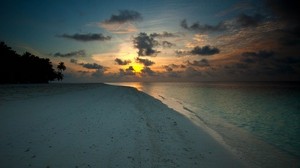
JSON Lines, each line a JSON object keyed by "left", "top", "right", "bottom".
{"left": 57, "top": 62, "right": 66, "bottom": 72}
{"left": 57, "top": 62, "right": 66, "bottom": 81}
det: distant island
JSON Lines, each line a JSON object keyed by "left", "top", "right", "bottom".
{"left": 0, "top": 41, "right": 65, "bottom": 84}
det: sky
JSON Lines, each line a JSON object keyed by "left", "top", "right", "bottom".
{"left": 0, "top": 0, "right": 299, "bottom": 82}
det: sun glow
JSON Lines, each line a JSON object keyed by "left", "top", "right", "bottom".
{"left": 131, "top": 63, "right": 143, "bottom": 73}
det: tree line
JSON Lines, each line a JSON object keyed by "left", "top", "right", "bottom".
{"left": 0, "top": 41, "right": 66, "bottom": 84}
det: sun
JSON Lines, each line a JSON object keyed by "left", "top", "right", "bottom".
{"left": 131, "top": 63, "right": 143, "bottom": 73}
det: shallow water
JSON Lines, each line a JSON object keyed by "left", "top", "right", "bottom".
{"left": 110, "top": 82, "right": 300, "bottom": 158}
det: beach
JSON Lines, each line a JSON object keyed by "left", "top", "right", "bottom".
{"left": 0, "top": 84, "right": 244, "bottom": 168}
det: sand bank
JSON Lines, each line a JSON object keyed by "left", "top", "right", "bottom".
{"left": 0, "top": 84, "right": 244, "bottom": 167}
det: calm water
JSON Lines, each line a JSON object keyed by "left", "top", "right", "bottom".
{"left": 111, "top": 82, "right": 300, "bottom": 157}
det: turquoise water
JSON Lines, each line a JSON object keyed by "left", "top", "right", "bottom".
{"left": 111, "top": 82, "right": 300, "bottom": 157}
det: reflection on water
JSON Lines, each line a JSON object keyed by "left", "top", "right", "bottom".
{"left": 107, "top": 82, "right": 147, "bottom": 92}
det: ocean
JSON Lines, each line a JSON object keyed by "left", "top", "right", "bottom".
{"left": 110, "top": 82, "right": 300, "bottom": 159}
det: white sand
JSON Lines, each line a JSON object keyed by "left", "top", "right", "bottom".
{"left": 0, "top": 84, "right": 245, "bottom": 168}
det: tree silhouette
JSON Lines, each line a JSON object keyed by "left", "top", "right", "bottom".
{"left": 57, "top": 62, "right": 66, "bottom": 72}
{"left": 0, "top": 41, "right": 66, "bottom": 84}
{"left": 57, "top": 62, "right": 66, "bottom": 81}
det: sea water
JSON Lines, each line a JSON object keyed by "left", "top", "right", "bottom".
{"left": 110, "top": 82, "right": 300, "bottom": 158}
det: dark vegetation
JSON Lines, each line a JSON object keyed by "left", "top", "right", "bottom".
{"left": 0, "top": 41, "right": 66, "bottom": 84}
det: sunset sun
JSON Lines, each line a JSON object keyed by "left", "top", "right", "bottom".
{"left": 131, "top": 63, "right": 143, "bottom": 73}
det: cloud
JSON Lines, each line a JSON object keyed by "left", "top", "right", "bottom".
{"left": 164, "top": 66, "right": 173, "bottom": 72}
{"left": 265, "top": 0, "right": 299, "bottom": 23}
{"left": 277, "top": 56, "right": 300, "bottom": 64}
{"left": 119, "top": 66, "right": 135, "bottom": 76}
{"left": 115, "top": 58, "right": 131, "bottom": 65}
{"left": 54, "top": 50, "right": 86, "bottom": 57}
{"left": 70, "top": 58, "right": 78, "bottom": 64}
{"left": 136, "top": 57, "right": 155, "bottom": 66}
{"left": 141, "top": 66, "right": 156, "bottom": 76}
{"left": 81, "top": 63, "right": 104, "bottom": 70}
{"left": 162, "top": 41, "right": 175, "bottom": 48}
{"left": 236, "top": 13, "right": 264, "bottom": 27}
{"left": 70, "top": 58, "right": 107, "bottom": 70}
{"left": 226, "top": 48, "right": 300, "bottom": 78}
{"left": 103, "top": 10, "right": 142, "bottom": 24}
{"left": 176, "top": 46, "right": 220, "bottom": 56}
{"left": 58, "top": 33, "right": 111, "bottom": 42}
{"left": 150, "top": 32, "right": 179, "bottom": 38}
{"left": 100, "top": 10, "right": 142, "bottom": 34}
{"left": 279, "top": 29, "right": 300, "bottom": 46}
{"left": 241, "top": 58, "right": 256, "bottom": 64}
{"left": 169, "top": 63, "right": 186, "bottom": 69}
{"left": 242, "top": 50, "right": 274, "bottom": 58}
{"left": 181, "top": 19, "right": 227, "bottom": 33}
{"left": 184, "top": 67, "right": 202, "bottom": 77}
{"left": 264, "top": 0, "right": 300, "bottom": 46}
{"left": 182, "top": 13, "right": 266, "bottom": 34}
{"left": 92, "top": 69, "right": 106, "bottom": 77}
{"left": 175, "top": 50, "right": 190, "bottom": 56}
{"left": 133, "top": 32, "right": 160, "bottom": 56}
{"left": 164, "top": 64, "right": 186, "bottom": 72}
{"left": 187, "top": 59, "right": 210, "bottom": 67}
{"left": 100, "top": 22, "right": 138, "bottom": 34}
{"left": 191, "top": 46, "right": 220, "bottom": 55}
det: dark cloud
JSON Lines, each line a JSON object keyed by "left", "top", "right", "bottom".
{"left": 184, "top": 67, "right": 202, "bottom": 77}
{"left": 265, "top": 0, "right": 300, "bottom": 23}
{"left": 277, "top": 56, "right": 300, "bottom": 64}
{"left": 136, "top": 57, "right": 155, "bottom": 66}
{"left": 150, "top": 32, "right": 179, "bottom": 38}
{"left": 271, "top": 63, "right": 296, "bottom": 74}
{"left": 119, "top": 66, "right": 135, "bottom": 76}
{"left": 164, "top": 66, "right": 173, "bottom": 72}
{"left": 265, "top": 0, "right": 300, "bottom": 46}
{"left": 54, "top": 50, "right": 86, "bottom": 57}
{"left": 232, "top": 63, "right": 249, "bottom": 69}
{"left": 81, "top": 63, "right": 104, "bottom": 70}
{"left": 70, "top": 58, "right": 78, "bottom": 64}
{"left": 148, "top": 32, "right": 177, "bottom": 48}
{"left": 270, "top": 56, "right": 299, "bottom": 75}
{"left": 175, "top": 50, "right": 190, "bottom": 56}
{"left": 279, "top": 29, "right": 300, "bottom": 46}
{"left": 58, "top": 33, "right": 111, "bottom": 42}
{"left": 133, "top": 32, "right": 160, "bottom": 56}
{"left": 103, "top": 10, "right": 142, "bottom": 24}
{"left": 70, "top": 58, "right": 106, "bottom": 70}
{"left": 164, "top": 64, "right": 186, "bottom": 72}
{"left": 187, "top": 59, "right": 210, "bottom": 67}
{"left": 238, "top": 50, "right": 275, "bottom": 73}
{"left": 241, "top": 58, "right": 256, "bottom": 63}
{"left": 115, "top": 58, "right": 131, "bottom": 65}
{"left": 141, "top": 66, "right": 156, "bottom": 76}
{"left": 92, "top": 69, "right": 106, "bottom": 77}
{"left": 236, "top": 13, "right": 264, "bottom": 27}
{"left": 176, "top": 46, "right": 220, "bottom": 56}
{"left": 242, "top": 50, "right": 274, "bottom": 58}
{"left": 166, "top": 71, "right": 181, "bottom": 78}
{"left": 191, "top": 46, "right": 220, "bottom": 56}
{"left": 228, "top": 48, "right": 300, "bottom": 78}
{"left": 162, "top": 41, "right": 175, "bottom": 48}
{"left": 181, "top": 19, "right": 227, "bottom": 33}
{"left": 169, "top": 63, "right": 186, "bottom": 69}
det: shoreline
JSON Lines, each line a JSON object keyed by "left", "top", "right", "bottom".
{"left": 0, "top": 84, "right": 244, "bottom": 167}
{"left": 109, "top": 82, "right": 300, "bottom": 168}
{"left": 155, "top": 93, "right": 300, "bottom": 168}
